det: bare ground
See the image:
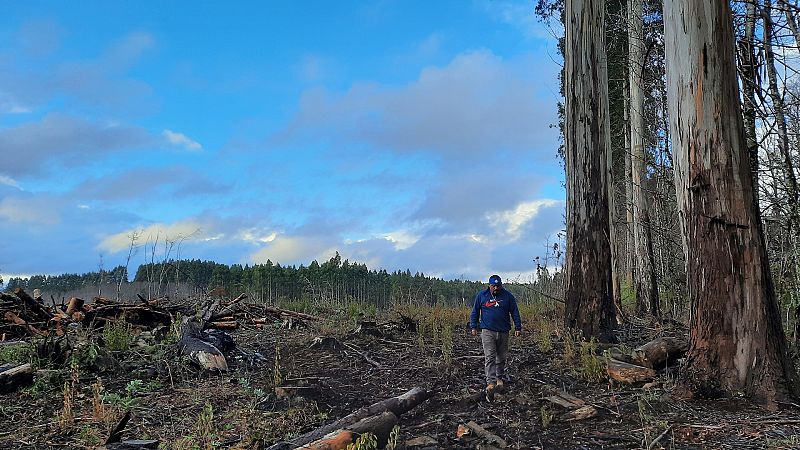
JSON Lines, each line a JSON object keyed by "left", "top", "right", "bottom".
{"left": 1, "top": 308, "right": 799, "bottom": 450}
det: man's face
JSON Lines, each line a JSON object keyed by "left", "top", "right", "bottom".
{"left": 489, "top": 283, "right": 503, "bottom": 295}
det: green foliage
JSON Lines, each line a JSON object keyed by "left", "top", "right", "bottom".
{"left": 103, "top": 321, "right": 134, "bottom": 351}
{"left": 579, "top": 338, "right": 606, "bottom": 382}
{"left": 562, "top": 328, "right": 580, "bottom": 364}
{"left": 0, "top": 342, "right": 33, "bottom": 364}
{"left": 441, "top": 322, "right": 454, "bottom": 366}
{"left": 619, "top": 281, "right": 637, "bottom": 310}
{"left": 386, "top": 425, "right": 401, "bottom": 450}
{"left": 347, "top": 432, "right": 377, "bottom": 450}
{"left": 164, "top": 315, "right": 183, "bottom": 345}
{"left": 22, "top": 371, "right": 59, "bottom": 396}
{"left": 534, "top": 318, "right": 554, "bottom": 353}
{"left": 540, "top": 405, "right": 554, "bottom": 429}
{"left": 100, "top": 378, "right": 160, "bottom": 411}
{"left": 71, "top": 340, "right": 100, "bottom": 368}
{"left": 75, "top": 426, "right": 103, "bottom": 446}
{"left": 197, "top": 402, "right": 216, "bottom": 450}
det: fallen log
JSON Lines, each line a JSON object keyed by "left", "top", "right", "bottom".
{"left": 263, "top": 306, "right": 321, "bottom": 322}
{"left": 607, "top": 358, "right": 657, "bottom": 384}
{"left": 208, "top": 293, "right": 247, "bottom": 321}
{"left": 464, "top": 421, "right": 507, "bottom": 448}
{"left": 178, "top": 320, "right": 228, "bottom": 371}
{"left": 544, "top": 391, "right": 585, "bottom": 409}
{"left": 0, "top": 363, "right": 33, "bottom": 393}
{"left": 298, "top": 412, "right": 398, "bottom": 450}
{"left": 4, "top": 312, "right": 48, "bottom": 337}
{"left": 561, "top": 405, "right": 598, "bottom": 421}
{"left": 207, "top": 321, "right": 238, "bottom": 330}
{"left": 15, "top": 288, "right": 53, "bottom": 321}
{"left": 65, "top": 297, "right": 85, "bottom": 316}
{"left": 631, "top": 337, "right": 688, "bottom": 370}
{"left": 268, "top": 387, "right": 434, "bottom": 450}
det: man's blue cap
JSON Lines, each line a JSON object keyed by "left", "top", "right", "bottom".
{"left": 489, "top": 275, "right": 502, "bottom": 285}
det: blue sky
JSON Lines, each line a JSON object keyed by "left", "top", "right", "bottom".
{"left": 0, "top": 0, "right": 564, "bottom": 282}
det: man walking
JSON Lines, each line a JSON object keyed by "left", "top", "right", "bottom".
{"left": 470, "top": 274, "right": 522, "bottom": 401}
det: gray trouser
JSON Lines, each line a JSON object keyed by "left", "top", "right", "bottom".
{"left": 481, "top": 329, "right": 509, "bottom": 384}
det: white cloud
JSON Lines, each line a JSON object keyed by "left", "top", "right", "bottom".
{"left": 0, "top": 175, "right": 20, "bottom": 188}
{"left": 382, "top": 229, "right": 421, "bottom": 250}
{"left": 238, "top": 229, "right": 278, "bottom": 244}
{"left": 488, "top": 199, "right": 561, "bottom": 240}
{"left": 250, "top": 234, "right": 337, "bottom": 265}
{"left": 163, "top": 129, "right": 202, "bottom": 151}
{"left": 98, "top": 220, "right": 205, "bottom": 253}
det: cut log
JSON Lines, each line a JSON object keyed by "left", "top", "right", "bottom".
{"left": 298, "top": 412, "right": 398, "bottom": 450}
{"left": 15, "top": 288, "right": 53, "bottom": 321}
{"left": 178, "top": 320, "right": 228, "bottom": 371}
{"left": 263, "top": 306, "right": 321, "bottom": 322}
{"left": 607, "top": 358, "right": 657, "bottom": 384}
{"left": 561, "top": 405, "right": 598, "bottom": 421}
{"left": 269, "top": 387, "right": 434, "bottom": 450}
{"left": 544, "top": 391, "right": 586, "bottom": 409}
{"left": 0, "top": 363, "right": 33, "bottom": 393}
{"left": 631, "top": 337, "right": 688, "bottom": 370}
{"left": 208, "top": 293, "right": 247, "bottom": 321}
{"left": 4, "top": 312, "right": 48, "bottom": 337}
{"left": 65, "top": 297, "right": 85, "bottom": 316}
{"left": 465, "top": 421, "right": 507, "bottom": 448}
{"left": 207, "top": 321, "right": 238, "bottom": 330}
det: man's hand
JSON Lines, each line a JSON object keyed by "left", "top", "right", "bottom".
{"left": 471, "top": 329, "right": 477, "bottom": 336}
{"left": 514, "top": 330, "right": 521, "bottom": 337}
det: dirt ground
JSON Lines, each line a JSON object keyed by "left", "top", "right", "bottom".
{"left": 2, "top": 306, "right": 799, "bottom": 450}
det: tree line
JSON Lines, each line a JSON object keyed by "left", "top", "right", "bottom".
{"left": 2, "top": 253, "right": 563, "bottom": 308}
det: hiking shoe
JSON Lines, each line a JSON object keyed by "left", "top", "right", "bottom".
{"left": 485, "top": 384, "right": 495, "bottom": 402}
{"left": 495, "top": 378, "right": 504, "bottom": 388}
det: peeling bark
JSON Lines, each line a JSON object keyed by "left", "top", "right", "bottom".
{"left": 564, "top": 0, "right": 616, "bottom": 343}
{"left": 664, "top": 0, "right": 797, "bottom": 405}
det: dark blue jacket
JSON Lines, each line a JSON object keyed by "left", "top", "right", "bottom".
{"left": 469, "top": 288, "right": 522, "bottom": 332}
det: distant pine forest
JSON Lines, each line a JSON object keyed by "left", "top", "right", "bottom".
{"left": 2, "top": 254, "right": 562, "bottom": 307}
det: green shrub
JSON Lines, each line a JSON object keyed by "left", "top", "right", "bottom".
{"left": 103, "top": 321, "right": 134, "bottom": 351}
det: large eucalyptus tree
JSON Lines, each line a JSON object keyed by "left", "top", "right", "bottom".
{"left": 563, "top": 0, "right": 617, "bottom": 342}
{"left": 664, "top": 0, "right": 797, "bottom": 404}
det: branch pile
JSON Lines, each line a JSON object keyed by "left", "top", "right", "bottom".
{"left": 0, "top": 289, "right": 173, "bottom": 340}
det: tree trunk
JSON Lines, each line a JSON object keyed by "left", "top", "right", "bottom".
{"left": 778, "top": 0, "right": 800, "bottom": 52}
{"left": 664, "top": 0, "right": 797, "bottom": 405}
{"left": 628, "top": 0, "right": 660, "bottom": 317}
{"left": 563, "top": 0, "right": 617, "bottom": 343}
{"left": 737, "top": 0, "right": 760, "bottom": 197}
{"left": 764, "top": 0, "right": 800, "bottom": 231}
